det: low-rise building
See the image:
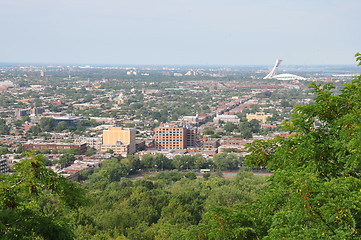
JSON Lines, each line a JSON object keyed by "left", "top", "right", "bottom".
{"left": 202, "top": 137, "right": 220, "bottom": 149}
{"left": 23, "top": 142, "right": 87, "bottom": 154}
{"left": 213, "top": 114, "right": 240, "bottom": 124}
{"left": 246, "top": 112, "right": 273, "bottom": 123}
{"left": 181, "top": 115, "right": 198, "bottom": 125}
{"left": 78, "top": 136, "right": 102, "bottom": 150}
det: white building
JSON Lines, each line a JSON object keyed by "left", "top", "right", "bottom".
{"left": 213, "top": 115, "right": 240, "bottom": 124}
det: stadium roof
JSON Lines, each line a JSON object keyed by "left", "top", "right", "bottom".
{"left": 272, "top": 73, "right": 306, "bottom": 81}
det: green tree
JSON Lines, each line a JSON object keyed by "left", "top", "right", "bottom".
{"left": 58, "top": 153, "right": 75, "bottom": 168}
{"left": 75, "top": 121, "right": 86, "bottom": 132}
{"left": 87, "top": 158, "right": 131, "bottom": 184}
{"left": 39, "top": 117, "right": 55, "bottom": 132}
{"left": 13, "top": 119, "right": 23, "bottom": 127}
{"left": 193, "top": 154, "right": 209, "bottom": 169}
{"left": 55, "top": 121, "right": 68, "bottom": 132}
{"left": 121, "top": 155, "right": 141, "bottom": 173}
{"left": 249, "top": 119, "right": 260, "bottom": 133}
{"left": 0, "top": 118, "right": 10, "bottom": 135}
{"left": 241, "top": 129, "right": 252, "bottom": 139}
{"left": 61, "top": 148, "right": 80, "bottom": 155}
{"left": 141, "top": 154, "right": 155, "bottom": 169}
{"left": 15, "top": 145, "right": 23, "bottom": 154}
{"left": 173, "top": 155, "right": 195, "bottom": 170}
{"left": 0, "top": 147, "right": 9, "bottom": 155}
{"left": 33, "top": 98, "right": 42, "bottom": 107}
{"left": 153, "top": 170, "right": 184, "bottom": 183}
{"left": 213, "top": 153, "right": 242, "bottom": 170}
{"left": 0, "top": 154, "right": 86, "bottom": 240}
{"left": 185, "top": 205, "right": 259, "bottom": 240}
{"left": 203, "top": 128, "right": 215, "bottom": 135}
{"left": 21, "top": 116, "right": 31, "bottom": 123}
{"left": 159, "top": 188, "right": 204, "bottom": 226}
{"left": 84, "top": 147, "right": 95, "bottom": 156}
{"left": 223, "top": 122, "right": 237, "bottom": 132}
{"left": 245, "top": 60, "right": 361, "bottom": 239}
{"left": 29, "top": 125, "right": 41, "bottom": 136}
{"left": 280, "top": 99, "right": 291, "bottom": 107}
{"left": 154, "top": 154, "right": 174, "bottom": 170}
{"left": 184, "top": 172, "right": 197, "bottom": 180}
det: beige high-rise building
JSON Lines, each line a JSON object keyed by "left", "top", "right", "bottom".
{"left": 101, "top": 127, "right": 136, "bottom": 155}
{"left": 103, "top": 127, "right": 134, "bottom": 145}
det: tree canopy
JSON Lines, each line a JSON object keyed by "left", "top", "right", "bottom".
{"left": 0, "top": 154, "right": 86, "bottom": 240}
{"left": 243, "top": 57, "right": 361, "bottom": 239}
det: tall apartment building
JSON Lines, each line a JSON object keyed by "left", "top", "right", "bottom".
{"left": 0, "top": 157, "right": 9, "bottom": 174}
{"left": 186, "top": 128, "right": 198, "bottom": 147}
{"left": 101, "top": 127, "right": 136, "bottom": 155}
{"left": 31, "top": 107, "right": 44, "bottom": 116}
{"left": 154, "top": 125, "right": 198, "bottom": 150}
{"left": 15, "top": 109, "right": 31, "bottom": 119}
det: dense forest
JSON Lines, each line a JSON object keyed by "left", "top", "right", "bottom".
{"left": 1, "top": 56, "right": 361, "bottom": 239}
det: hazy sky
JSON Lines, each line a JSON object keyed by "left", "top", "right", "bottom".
{"left": 1, "top": 0, "right": 360, "bottom": 65}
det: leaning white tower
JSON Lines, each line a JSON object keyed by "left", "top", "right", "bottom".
{"left": 264, "top": 59, "right": 282, "bottom": 79}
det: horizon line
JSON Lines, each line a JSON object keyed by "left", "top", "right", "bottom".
{"left": 0, "top": 61, "right": 359, "bottom": 68}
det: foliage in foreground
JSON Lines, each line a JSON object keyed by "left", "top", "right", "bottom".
{"left": 244, "top": 60, "right": 361, "bottom": 239}
{"left": 0, "top": 155, "right": 86, "bottom": 240}
{"left": 71, "top": 170, "right": 267, "bottom": 240}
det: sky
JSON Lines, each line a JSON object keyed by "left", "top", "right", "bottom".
{"left": 0, "top": 0, "right": 360, "bottom": 65}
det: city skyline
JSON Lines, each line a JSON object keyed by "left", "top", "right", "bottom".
{"left": 1, "top": 0, "right": 360, "bottom": 65}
